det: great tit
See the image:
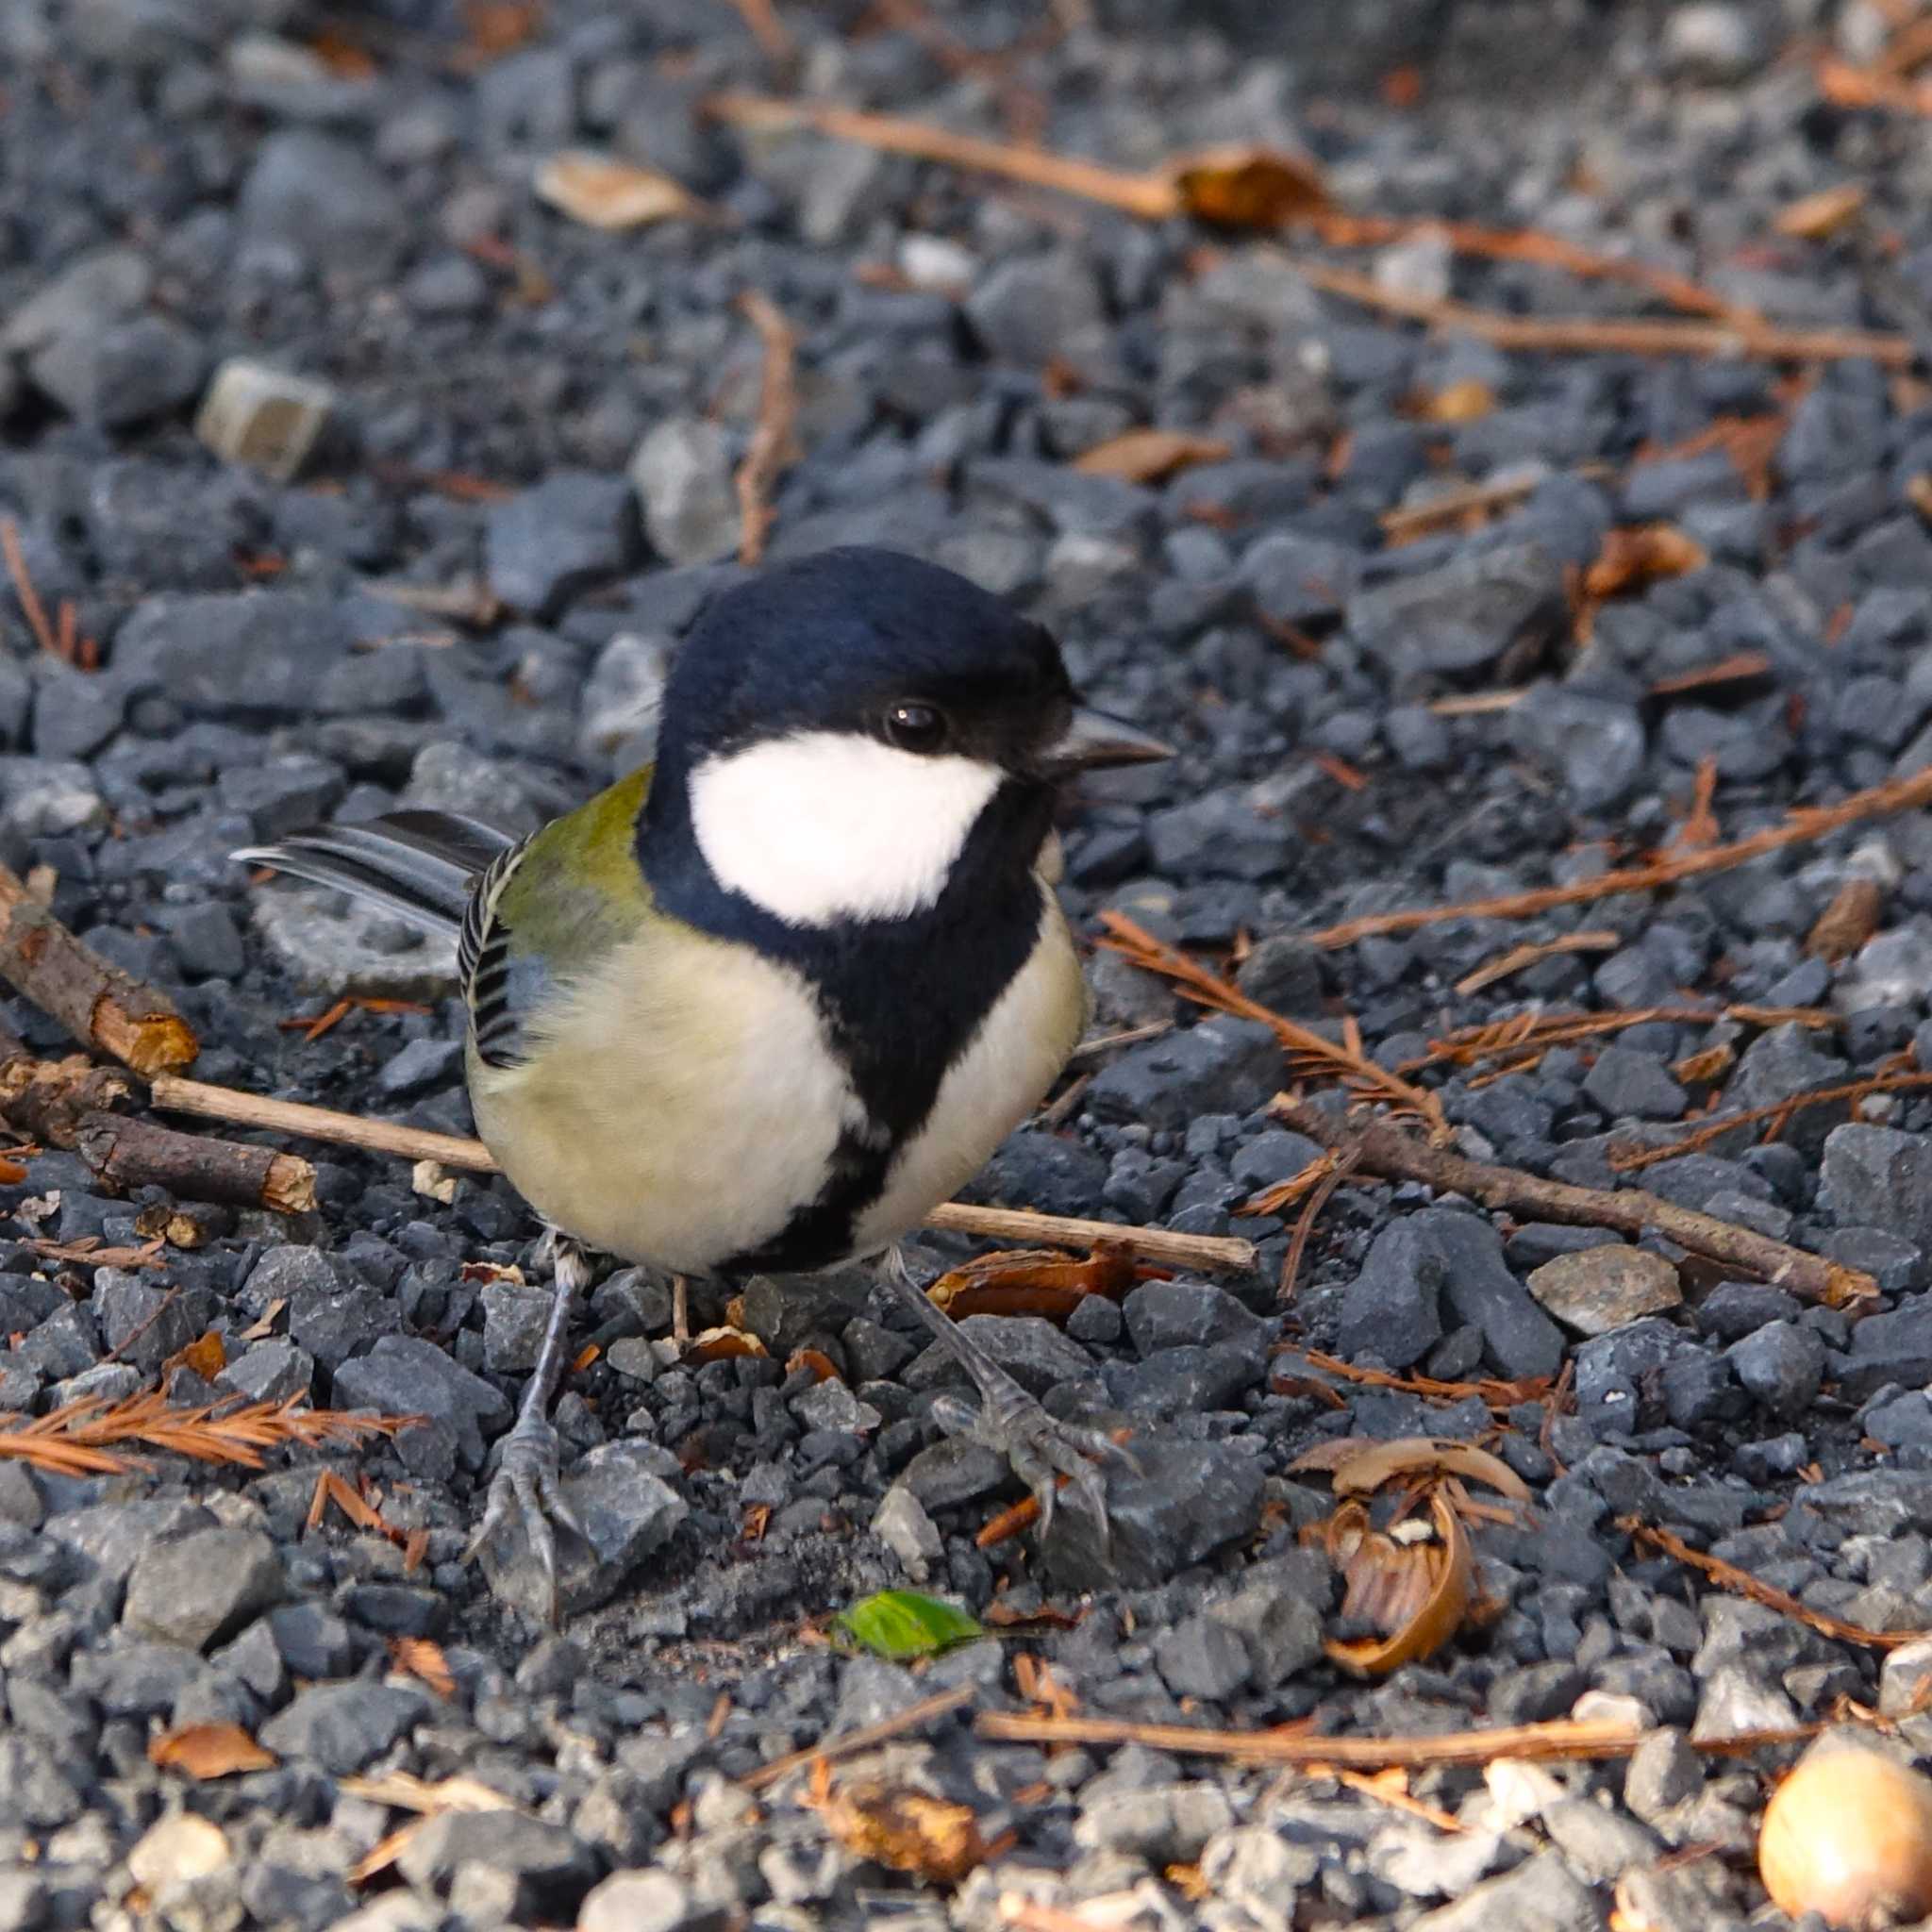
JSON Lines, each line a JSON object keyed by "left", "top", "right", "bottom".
{"left": 240, "top": 545, "right": 1171, "bottom": 1618}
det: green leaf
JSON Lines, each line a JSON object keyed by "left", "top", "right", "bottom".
{"left": 832, "top": 1591, "right": 985, "bottom": 1660}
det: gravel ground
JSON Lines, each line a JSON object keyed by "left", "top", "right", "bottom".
{"left": 9, "top": 0, "right": 1932, "bottom": 1926}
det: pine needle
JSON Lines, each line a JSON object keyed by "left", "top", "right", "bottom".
{"left": 1097, "top": 912, "right": 1448, "bottom": 1140}
{"left": 0, "top": 1391, "right": 418, "bottom": 1477}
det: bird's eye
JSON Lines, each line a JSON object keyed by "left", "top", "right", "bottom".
{"left": 884, "top": 701, "right": 945, "bottom": 753}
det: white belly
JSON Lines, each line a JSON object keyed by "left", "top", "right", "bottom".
{"left": 470, "top": 929, "right": 865, "bottom": 1274}
{"left": 470, "top": 889, "right": 1086, "bottom": 1274}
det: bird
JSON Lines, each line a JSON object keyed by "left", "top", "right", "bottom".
{"left": 239, "top": 545, "right": 1172, "bottom": 1619}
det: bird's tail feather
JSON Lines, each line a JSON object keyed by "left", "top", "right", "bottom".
{"left": 234, "top": 809, "right": 518, "bottom": 938}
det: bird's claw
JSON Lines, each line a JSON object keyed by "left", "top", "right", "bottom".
{"left": 463, "top": 1413, "right": 589, "bottom": 1624}
{"left": 931, "top": 1391, "right": 1137, "bottom": 1547}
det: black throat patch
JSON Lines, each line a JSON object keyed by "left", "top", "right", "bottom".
{"left": 640, "top": 774, "right": 1055, "bottom": 1275}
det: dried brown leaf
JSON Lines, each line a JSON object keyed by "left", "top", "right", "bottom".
{"left": 1321, "top": 1491, "right": 1474, "bottom": 1678}
{"left": 1071, "top": 428, "right": 1232, "bottom": 482}
{"left": 148, "top": 1723, "right": 276, "bottom": 1779}
{"left": 812, "top": 1774, "right": 1000, "bottom": 1883}
{"left": 684, "top": 1326, "right": 768, "bottom": 1363}
{"left": 170, "top": 1330, "right": 226, "bottom": 1381}
{"left": 1326, "top": 1436, "right": 1532, "bottom": 1503}
{"left": 534, "top": 151, "right": 701, "bottom": 229}
{"left": 389, "top": 1637, "right": 456, "bottom": 1699}
{"left": 787, "top": 1347, "right": 842, "bottom": 1383}
{"left": 1419, "top": 379, "right": 1496, "bottom": 423}
{"left": 927, "top": 1243, "right": 1145, "bottom": 1324}
{"left": 1583, "top": 524, "right": 1709, "bottom": 603}
{"left": 1166, "top": 144, "right": 1329, "bottom": 228}
{"left": 1806, "top": 876, "right": 1885, "bottom": 962}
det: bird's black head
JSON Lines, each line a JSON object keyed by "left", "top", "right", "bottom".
{"left": 643, "top": 546, "right": 1166, "bottom": 931}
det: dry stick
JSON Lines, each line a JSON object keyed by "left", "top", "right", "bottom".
{"left": 1623, "top": 1518, "right": 1928, "bottom": 1653}
{"left": 1292, "top": 261, "right": 1918, "bottom": 367}
{"left": 724, "top": 0, "right": 794, "bottom": 63}
{"left": 1273, "top": 1100, "right": 1874, "bottom": 1307}
{"left": 1278, "top": 1147, "right": 1357, "bottom": 1303}
{"left": 734, "top": 289, "right": 799, "bottom": 565}
{"left": 75, "top": 1113, "right": 316, "bottom": 1215}
{"left": 1454, "top": 929, "right": 1620, "bottom": 997}
{"left": 741, "top": 1685, "right": 974, "bottom": 1791}
{"left": 703, "top": 96, "right": 1754, "bottom": 329}
{"left": 0, "top": 517, "right": 59, "bottom": 658}
{"left": 1608, "top": 1071, "right": 1932, "bottom": 1173}
{"left": 975, "top": 1709, "right": 1647, "bottom": 1769}
{"left": 1308, "top": 766, "right": 1932, "bottom": 950}
{"left": 0, "top": 866, "right": 197, "bottom": 1076}
{"left": 148, "top": 1075, "right": 1257, "bottom": 1275}
{"left": 0, "top": 1042, "right": 133, "bottom": 1148}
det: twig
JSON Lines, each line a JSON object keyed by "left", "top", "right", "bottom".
{"left": 741, "top": 1685, "right": 974, "bottom": 1791}
{"left": 98, "top": 1286, "right": 181, "bottom": 1367}
{"left": 1623, "top": 1519, "right": 1928, "bottom": 1652}
{"left": 1607, "top": 1072, "right": 1932, "bottom": 1173}
{"left": 0, "top": 1044, "right": 133, "bottom": 1147}
{"left": 734, "top": 290, "right": 799, "bottom": 565}
{"left": 1278, "top": 1147, "right": 1357, "bottom": 1302}
{"left": 1098, "top": 912, "right": 1448, "bottom": 1139}
{"left": 76, "top": 1112, "right": 315, "bottom": 1214}
{"left": 1381, "top": 476, "right": 1542, "bottom": 544}
{"left": 923, "top": 1201, "right": 1251, "bottom": 1274}
{"left": 1307, "top": 767, "right": 1932, "bottom": 949}
{"left": 1293, "top": 260, "right": 1918, "bottom": 367}
{"left": 1297, "top": 219, "right": 1751, "bottom": 325}
{"left": 1454, "top": 930, "right": 1620, "bottom": 997}
{"left": 148, "top": 1075, "right": 1256, "bottom": 1274}
{"left": 974, "top": 1709, "right": 1645, "bottom": 1768}
{"left": 0, "top": 516, "right": 59, "bottom": 658}
{"left": 705, "top": 92, "right": 1179, "bottom": 216}
{"left": 0, "top": 867, "right": 197, "bottom": 1075}
{"left": 1404, "top": 1004, "right": 1834, "bottom": 1077}
{"left": 726, "top": 0, "right": 794, "bottom": 63}
{"left": 1287, "top": 1348, "right": 1551, "bottom": 1414}
{"left": 1272, "top": 1100, "right": 1874, "bottom": 1307}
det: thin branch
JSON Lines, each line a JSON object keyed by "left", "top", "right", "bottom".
{"left": 148, "top": 1075, "right": 1256, "bottom": 1275}
{"left": 1278, "top": 1147, "right": 1357, "bottom": 1303}
{"left": 1454, "top": 930, "right": 1620, "bottom": 997}
{"left": 734, "top": 290, "right": 799, "bottom": 565}
{"left": 1098, "top": 912, "right": 1448, "bottom": 1139}
{"left": 741, "top": 1685, "right": 974, "bottom": 1791}
{"left": 1294, "top": 260, "right": 1918, "bottom": 367}
{"left": 76, "top": 1112, "right": 315, "bottom": 1214}
{"left": 0, "top": 865, "right": 198, "bottom": 1075}
{"left": 1273, "top": 1100, "right": 1874, "bottom": 1307}
{"left": 1623, "top": 1518, "right": 1928, "bottom": 1652}
{"left": 974, "top": 1709, "right": 1645, "bottom": 1768}
{"left": 0, "top": 516, "right": 59, "bottom": 658}
{"left": 725, "top": 0, "right": 794, "bottom": 64}
{"left": 1608, "top": 1071, "right": 1932, "bottom": 1173}
{"left": 1307, "top": 767, "right": 1932, "bottom": 949}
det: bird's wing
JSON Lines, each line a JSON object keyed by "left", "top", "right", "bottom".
{"left": 462, "top": 764, "right": 656, "bottom": 1072}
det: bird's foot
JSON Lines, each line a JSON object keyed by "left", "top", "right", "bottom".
{"left": 931, "top": 1389, "right": 1139, "bottom": 1545}
{"left": 463, "top": 1410, "right": 589, "bottom": 1626}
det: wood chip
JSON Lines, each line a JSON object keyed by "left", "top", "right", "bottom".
{"left": 534, "top": 151, "right": 702, "bottom": 228}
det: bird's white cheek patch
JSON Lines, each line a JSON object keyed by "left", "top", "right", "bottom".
{"left": 690, "top": 732, "right": 1005, "bottom": 925}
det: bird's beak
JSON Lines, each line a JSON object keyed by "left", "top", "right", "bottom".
{"left": 1041, "top": 707, "right": 1174, "bottom": 778}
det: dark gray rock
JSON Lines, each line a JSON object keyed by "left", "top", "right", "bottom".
{"left": 258, "top": 1682, "right": 429, "bottom": 1774}
{"left": 1234, "top": 936, "right": 1324, "bottom": 1015}
{"left": 1822, "top": 1124, "right": 1932, "bottom": 1249}
{"left": 27, "top": 314, "right": 205, "bottom": 428}
{"left": 1341, "top": 1208, "right": 1562, "bottom": 1378}
{"left": 111, "top": 591, "right": 352, "bottom": 720}
{"left": 1583, "top": 1046, "right": 1688, "bottom": 1121}
{"left": 1123, "top": 1279, "right": 1272, "bottom": 1355}
{"left": 332, "top": 1336, "right": 510, "bottom": 1474}
{"left": 1507, "top": 687, "right": 1646, "bottom": 809}
{"left": 395, "top": 1809, "right": 596, "bottom": 1917}
{"left": 1040, "top": 1439, "right": 1265, "bottom": 1591}
{"left": 122, "top": 1527, "right": 283, "bottom": 1651}
{"left": 237, "top": 129, "right": 403, "bottom": 268}
{"left": 1153, "top": 1612, "right": 1253, "bottom": 1699}
{"left": 479, "top": 1440, "right": 688, "bottom": 1620}
{"left": 1347, "top": 541, "right": 1568, "bottom": 683}
{"left": 486, "top": 472, "right": 640, "bottom": 619}
{"left": 1086, "top": 1018, "right": 1281, "bottom": 1130}
{"left": 1725, "top": 1320, "right": 1824, "bottom": 1418}
{"left": 964, "top": 253, "right": 1104, "bottom": 365}
{"left": 905, "top": 1316, "right": 1094, "bottom": 1399}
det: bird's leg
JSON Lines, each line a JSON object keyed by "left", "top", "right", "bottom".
{"left": 874, "top": 1244, "right": 1135, "bottom": 1542}
{"left": 464, "top": 1228, "right": 593, "bottom": 1624}
{"left": 671, "top": 1273, "right": 690, "bottom": 1346}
